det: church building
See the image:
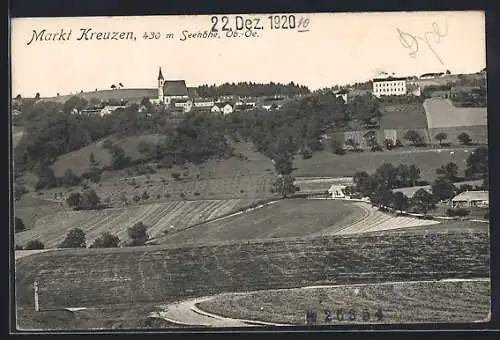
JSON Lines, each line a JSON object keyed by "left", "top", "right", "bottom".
{"left": 152, "top": 67, "right": 192, "bottom": 105}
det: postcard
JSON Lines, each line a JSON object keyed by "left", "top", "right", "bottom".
{"left": 11, "top": 11, "right": 489, "bottom": 330}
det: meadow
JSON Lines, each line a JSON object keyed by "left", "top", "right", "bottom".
{"left": 16, "top": 228, "right": 489, "bottom": 310}
{"left": 198, "top": 279, "right": 490, "bottom": 324}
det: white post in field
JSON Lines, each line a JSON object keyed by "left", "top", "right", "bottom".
{"left": 34, "top": 281, "right": 39, "bottom": 312}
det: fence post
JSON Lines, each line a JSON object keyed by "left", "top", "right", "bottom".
{"left": 34, "top": 281, "right": 39, "bottom": 312}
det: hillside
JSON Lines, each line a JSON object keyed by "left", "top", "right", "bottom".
{"left": 15, "top": 229, "right": 489, "bottom": 309}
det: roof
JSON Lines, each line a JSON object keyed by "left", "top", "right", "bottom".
{"left": 158, "top": 67, "right": 164, "bottom": 80}
{"left": 373, "top": 77, "right": 408, "bottom": 82}
{"left": 163, "top": 80, "right": 189, "bottom": 96}
{"left": 452, "top": 191, "right": 489, "bottom": 202}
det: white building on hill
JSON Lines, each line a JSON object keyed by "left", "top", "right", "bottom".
{"left": 372, "top": 77, "right": 408, "bottom": 97}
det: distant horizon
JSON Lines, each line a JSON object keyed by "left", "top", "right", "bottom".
{"left": 12, "top": 12, "right": 485, "bottom": 97}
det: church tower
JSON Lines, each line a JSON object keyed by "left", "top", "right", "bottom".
{"left": 158, "top": 67, "right": 165, "bottom": 103}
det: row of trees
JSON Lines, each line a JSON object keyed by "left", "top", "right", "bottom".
{"left": 17, "top": 221, "right": 151, "bottom": 250}
{"left": 195, "top": 81, "right": 310, "bottom": 98}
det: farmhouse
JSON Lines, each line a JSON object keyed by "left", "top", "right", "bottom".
{"left": 328, "top": 184, "right": 351, "bottom": 199}
{"left": 211, "top": 102, "right": 234, "bottom": 115}
{"left": 451, "top": 191, "right": 489, "bottom": 209}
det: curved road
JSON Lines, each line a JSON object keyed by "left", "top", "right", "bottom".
{"left": 150, "top": 296, "right": 291, "bottom": 327}
{"left": 150, "top": 278, "right": 490, "bottom": 327}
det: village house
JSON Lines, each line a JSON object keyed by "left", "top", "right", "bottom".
{"left": 451, "top": 191, "right": 489, "bottom": 209}
{"left": 211, "top": 102, "right": 234, "bottom": 115}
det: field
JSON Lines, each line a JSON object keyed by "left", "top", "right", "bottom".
{"left": 423, "top": 98, "right": 487, "bottom": 129}
{"left": 15, "top": 228, "right": 489, "bottom": 311}
{"left": 156, "top": 199, "right": 364, "bottom": 245}
{"left": 197, "top": 279, "right": 490, "bottom": 324}
{"left": 429, "top": 125, "right": 488, "bottom": 145}
{"left": 14, "top": 198, "right": 263, "bottom": 248}
{"left": 378, "top": 103, "right": 428, "bottom": 130}
{"left": 293, "top": 147, "right": 475, "bottom": 180}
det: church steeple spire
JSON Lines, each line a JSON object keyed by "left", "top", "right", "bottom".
{"left": 158, "top": 67, "right": 164, "bottom": 80}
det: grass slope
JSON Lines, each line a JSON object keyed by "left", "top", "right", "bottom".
{"left": 156, "top": 199, "right": 365, "bottom": 245}
{"left": 378, "top": 103, "right": 428, "bottom": 130}
{"left": 293, "top": 147, "right": 475, "bottom": 180}
{"left": 16, "top": 229, "right": 489, "bottom": 309}
{"left": 198, "top": 280, "right": 490, "bottom": 324}
{"left": 14, "top": 199, "right": 262, "bottom": 248}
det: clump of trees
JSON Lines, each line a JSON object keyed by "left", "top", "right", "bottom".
{"left": 90, "top": 232, "right": 121, "bottom": 248}
{"left": 66, "top": 189, "right": 102, "bottom": 210}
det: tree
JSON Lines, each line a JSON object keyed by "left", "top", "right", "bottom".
{"left": 90, "top": 232, "right": 120, "bottom": 248}
{"left": 63, "top": 96, "right": 88, "bottom": 114}
{"left": 66, "top": 192, "right": 82, "bottom": 208}
{"left": 411, "top": 189, "right": 436, "bottom": 214}
{"left": 404, "top": 130, "right": 424, "bottom": 146}
{"left": 272, "top": 174, "right": 299, "bottom": 198}
{"left": 25, "top": 240, "right": 44, "bottom": 250}
{"left": 436, "top": 162, "right": 459, "bottom": 182}
{"left": 15, "top": 217, "right": 26, "bottom": 233}
{"left": 35, "top": 92, "right": 40, "bottom": 100}
{"left": 136, "top": 140, "right": 156, "bottom": 159}
{"left": 35, "top": 165, "right": 58, "bottom": 190}
{"left": 407, "top": 164, "right": 421, "bottom": 186}
{"left": 434, "top": 132, "right": 448, "bottom": 146}
{"left": 446, "top": 70, "right": 451, "bottom": 74}
{"left": 373, "top": 163, "right": 398, "bottom": 190}
{"left": 127, "top": 221, "right": 149, "bottom": 246}
{"left": 79, "top": 189, "right": 101, "bottom": 210}
{"left": 392, "top": 192, "right": 410, "bottom": 213}
{"left": 62, "top": 169, "right": 81, "bottom": 187}
{"left": 383, "top": 138, "right": 395, "bottom": 150}
{"left": 110, "top": 145, "right": 131, "bottom": 170}
{"left": 457, "top": 132, "right": 472, "bottom": 146}
{"left": 363, "top": 130, "right": 377, "bottom": 149}
{"left": 111, "top": 84, "right": 116, "bottom": 90}
{"left": 353, "top": 171, "right": 376, "bottom": 197}
{"left": 369, "top": 187, "right": 394, "bottom": 208}
{"left": 331, "top": 138, "right": 345, "bottom": 155}
{"left": 431, "top": 178, "right": 457, "bottom": 202}
{"left": 60, "top": 228, "right": 86, "bottom": 248}
{"left": 465, "top": 147, "right": 488, "bottom": 178}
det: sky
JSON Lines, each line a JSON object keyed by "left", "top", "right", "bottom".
{"left": 11, "top": 11, "right": 485, "bottom": 97}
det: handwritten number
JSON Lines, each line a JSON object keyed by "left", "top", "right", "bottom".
{"left": 348, "top": 309, "right": 356, "bottom": 321}
{"left": 324, "top": 310, "right": 332, "bottom": 322}
{"left": 362, "top": 309, "right": 370, "bottom": 321}
{"left": 375, "top": 307, "right": 384, "bottom": 321}
{"left": 211, "top": 16, "right": 218, "bottom": 32}
{"left": 336, "top": 308, "right": 344, "bottom": 321}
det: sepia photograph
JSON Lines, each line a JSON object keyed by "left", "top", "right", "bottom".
{"left": 10, "top": 11, "right": 490, "bottom": 330}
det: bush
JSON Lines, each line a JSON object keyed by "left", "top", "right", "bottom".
{"left": 15, "top": 244, "right": 23, "bottom": 250}
{"left": 370, "top": 144, "right": 384, "bottom": 152}
{"left": 171, "top": 172, "right": 181, "bottom": 180}
{"left": 66, "top": 192, "right": 82, "bottom": 208}
{"left": 15, "top": 216, "right": 26, "bottom": 233}
{"left": 25, "top": 240, "right": 44, "bottom": 250}
{"left": 59, "top": 228, "right": 87, "bottom": 248}
{"left": 127, "top": 221, "right": 149, "bottom": 246}
{"left": 194, "top": 192, "right": 200, "bottom": 196}
{"left": 164, "top": 193, "right": 171, "bottom": 198}
{"left": 142, "top": 191, "right": 150, "bottom": 200}
{"left": 180, "top": 192, "right": 185, "bottom": 198}
{"left": 133, "top": 195, "right": 141, "bottom": 202}
{"left": 446, "top": 208, "right": 470, "bottom": 218}
{"left": 90, "top": 232, "right": 120, "bottom": 248}
{"left": 156, "top": 194, "right": 161, "bottom": 199}
{"left": 182, "top": 170, "right": 189, "bottom": 177}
